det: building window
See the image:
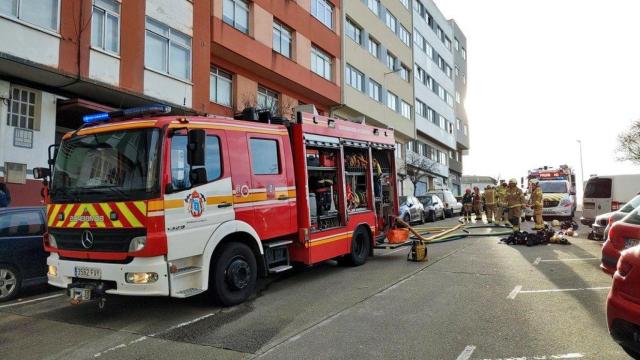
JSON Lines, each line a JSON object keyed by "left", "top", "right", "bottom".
{"left": 385, "top": 11, "right": 396, "bottom": 32}
{"left": 464, "top": 124, "right": 468, "bottom": 135}
{"left": 368, "top": 36, "right": 379, "bottom": 58}
{"left": 145, "top": 17, "right": 192, "bottom": 80}
{"left": 345, "top": 64, "right": 364, "bottom": 92}
{"left": 444, "top": 36, "right": 452, "bottom": 50}
{"left": 386, "top": 91, "right": 398, "bottom": 111}
{"left": 454, "top": 37, "right": 460, "bottom": 51}
{"left": 0, "top": 0, "right": 59, "bottom": 31}
{"left": 455, "top": 66, "right": 460, "bottom": 77}
{"left": 455, "top": 91, "right": 461, "bottom": 104}
{"left": 436, "top": 26, "right": 442, "bottom": 40}
{"left": 386, "top": 51, "right": 396, "bottom": 70}
{"left": 4, "top": 162, "right": 26, "bottom": 184}
{"left": 91, "top": 0, "right": 120, "bottom": 54}
{"left": 6, "top": 86, "right": 38, "bottom": 130}
{"left": 346, "top": 18, "right": 362, "bottom": 45}
{"left": 257, "top": 86, "right": 279, "bottom": 113}
{"left": 461, "top": 47, "right": 467, "bottom": 59}
{"left": 223, "top": 0, "right": 249, "bottom": 33}
{"left": 368, "top": 80, "right": 381, "bottom": 102}
{"left": 427, "top": 108, "right": 435, "bottom": 123}
{"left": 456, "top": 118, "right": 461, "bottom": 130}
{"left": 446, "top": 92, "right": 454, "bottom": 107}
{"left": 399, "top": 0, "right": 409, "bottom": 9}
{"left": 414, "top": 31, "right": 425, "bottom": 51}
{"left": 398, "top": 25, "right": 410, "bottom": 46}
{"left": 401, "top": 101, "right": 411, "bottom": 119}
{"left": 311, "top": 46, "right": 332, "bottom": 81}
{"left": 439, "top": 115, "right": 446, "bottom": 129}
{"left": 210, "top": 66, "right": 233, "bottom": 107}
{"left": 425, "top": 41, "right": 433, "bottom": 58}
{"left": 367, "top": 0, "right": 380, "bottom": 15}
{"left": 437, "top": 86, "right": 445, "bottom": 101}
{"left": 272, "top": 21, "right": 292, "bottom": 58}
{"left": 311, "top": 0, "right": 333, "bottom": 29}
{"left": 399, "top": 64, "right": 410, "bottom": 82}
{"left": 415, "top": 99, "right": 426, "bottom": 117}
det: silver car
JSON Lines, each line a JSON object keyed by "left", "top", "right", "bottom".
{"left": 399, "top": 196, "right": 425, "bottom": 224}
{"left": 419, "top": 194, "right": 446, "bottom": 222}
{"left": 592, "top": 194, "right": 640, "bottom": 240}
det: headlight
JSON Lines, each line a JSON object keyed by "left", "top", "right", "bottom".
{"left": 128, "top": 236, "right": 147, "bottom": 252}
{"left": 48, "top": 265, "right": 57, "bottom": 277}
{"left": 125, "top": 272, "right": 158, "bottom": 284}
{"left": 46, "top": 233, "right": 57, "bottom": 248}
{"left": 560, "top": 198, "right": 572, "bottom": 207}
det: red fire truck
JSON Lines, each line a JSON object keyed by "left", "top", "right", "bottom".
{"left": 36, "top": 105, "right": 399, "bottom": 306}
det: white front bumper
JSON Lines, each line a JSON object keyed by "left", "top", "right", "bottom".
{"left": 47, "top": 253, "right": 170, "bottom": 296}
{"left": 542, "top": 206, "right": 573, "bottom": 217}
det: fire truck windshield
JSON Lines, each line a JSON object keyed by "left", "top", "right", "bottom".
{"left": 50, "top": 128, "right": 162, "bottom": 203}
{"left": 539, "top": 180, "right": 568, "bottom": 194}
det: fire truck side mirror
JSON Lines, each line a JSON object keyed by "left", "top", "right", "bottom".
{"left": 33, "top": 167, "right": 51, "bottom": 180}
{"left": 187, "top": 129, "right": 206, "bottom": 167}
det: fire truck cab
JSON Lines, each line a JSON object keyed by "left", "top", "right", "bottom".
{"left": 40, "top": 106, "right": 398, "bottom": 306}
{"left": 524, "top": 165, "right": 577, "bottom": 220}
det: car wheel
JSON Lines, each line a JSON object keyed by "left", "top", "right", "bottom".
{"left": 429, "top": 211, "right": 436, "bottom": 223}
{"left": 344, "top": 227, "right": 371, "bottom": 266}
{"left": 208, "top": 242, "right": 257, "bottom": 307}
{"left": 0, "top": 265, "right": 21, "bottom": 303}
{"left": 403, "top": 213, "right": 411, "bottom": 225}
{"left": 420, "top": 211, "right": 426, "bottom": 224}
{"left": 622, "top": 345, "right": 640, "bottom": 359}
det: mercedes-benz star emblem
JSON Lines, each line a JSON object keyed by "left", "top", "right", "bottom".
{"left": 81, "top": 230, "right": 94, "bottom": 249}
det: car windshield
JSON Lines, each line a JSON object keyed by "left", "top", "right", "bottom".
{"left": 623, "top": 207, "right": 640, "bottom": 225}
{"left": 422, "top": 197, "right": 433, "bottom": 205}
{"left": 399, "top": 196, "right": 408, "bottom": 206}
{"left": 620, "top": 195, "right": 640, "bottom": 213}
{"left": 50, "top": 128, "right": 162, "bottom": 203}
{"left": 539, "top": 181, "right": 568, "bottom": 193}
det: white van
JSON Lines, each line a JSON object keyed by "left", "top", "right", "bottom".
{"left": 581, "top": 174, "right": 640, "bottom": 226}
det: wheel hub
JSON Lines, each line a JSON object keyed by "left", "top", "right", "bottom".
{"left": 225, "top": 257, "right": 251, "bottom": 290}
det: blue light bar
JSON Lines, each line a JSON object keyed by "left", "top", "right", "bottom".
{"left": 82, "top": 112, "right": 110, "bottom": 123}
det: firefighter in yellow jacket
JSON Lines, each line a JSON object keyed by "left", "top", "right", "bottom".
{"left": 506, "top": 178, "right": 526, "bottom": 231}
{"left": 529, "top": 179, "right": 544, "bottom": 230}
{"left": 483, "top": 185, "right": 497, "bottom": 224}
{"left": 496, "top": 180, "right": 508, "bottom": 225}
{"left": 472, "top": 186, "right": 483, "bottom": 221}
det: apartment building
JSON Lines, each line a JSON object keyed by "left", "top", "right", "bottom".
{"left": 450, "top": 19, "right": 469, "bottom": 196}
{"left": 332, "top": 0, "right": 415, "bottom": 195}
{"left": 404, "top": 0, "right": 469, "bottom": 196}
{"left": 0, "top": 0, "right": 342, "bottom": 206}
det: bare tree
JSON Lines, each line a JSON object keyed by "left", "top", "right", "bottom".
{"left": 616, "top": 120, "right": 640, "bottom": 164}
{"left": 238, "top": 92, "right": 298, "bottom": 119}
{"left": 398, "top": 150, "right": 440, "bottom": 196}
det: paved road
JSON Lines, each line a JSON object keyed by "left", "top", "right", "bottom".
{"left": 0, "top": 215, "right": 631, "bottom": 359}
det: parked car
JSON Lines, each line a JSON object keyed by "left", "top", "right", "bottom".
{"left": 418, "top": 194, "right": 446, "bottom": 222}
{"left": 581, "top": 174, "right": 640, "bottom": 226}
{"left": 593, "top": 194, "right": 640, "bottom": 241}
{"left": 607, "top": 245, "right": 640, "bottom": 358}
{"left": 399, "top": 196, "right": 425, "bottom": 224}
{"left": 426, "top": 190, "right": 462, "bottom": 217}
{"left": 601, "top": 207, "right": 640, "bottom": 276}
{"left": 0, "top": 207, "right": 48, "bottom": 302}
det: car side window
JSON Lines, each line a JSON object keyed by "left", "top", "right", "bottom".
{"left": 171, "top": 135, "right": 223, "bottom": 190}
{"left": 0, "top": 211, "right": 43, "bottom": 237}
{"left": 250, "top": 138, "right": 280, "bottom": 175}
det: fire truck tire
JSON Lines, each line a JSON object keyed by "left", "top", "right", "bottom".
{"left": 343, "top": 227, "right": 371, "bottom": 266}
{"left": 208, "top": 242, "right": 257, "bottom": 306}
{"left": 0, "top": 264, "right": 21, "bottom": 302}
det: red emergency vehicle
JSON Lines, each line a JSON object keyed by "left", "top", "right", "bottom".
{"left": 37, "top": 105, "right": 399, "bottom": 306}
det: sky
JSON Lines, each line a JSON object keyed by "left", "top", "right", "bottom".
{"left": 434, "top": 0, "right": 640, "bottom": 198}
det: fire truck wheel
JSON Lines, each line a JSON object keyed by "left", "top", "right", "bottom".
{"left": 0, "top": 264, "right": 21, "bottom": 302}
{"left": 209, "top": 242, "right": 257, "bottom": 306}
{"left": 344, "top": 227, "right": 371, "bottom": 266}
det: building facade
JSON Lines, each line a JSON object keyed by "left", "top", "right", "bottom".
{"left": 0, "top": 0, "right": 342, "bottom": 206}
{"left": 450, "top": 19, "right": 469, "bottom": 196}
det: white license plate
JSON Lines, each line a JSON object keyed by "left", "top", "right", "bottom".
{"left": 75, "top": 267, "right": 102, "bottom": 279}
{"left": 543, "top": 209, "right": 556, "bottom": 214}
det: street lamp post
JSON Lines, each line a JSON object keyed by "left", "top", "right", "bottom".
{"left": 577, "top": 140, "right": 585, "bottom": 190}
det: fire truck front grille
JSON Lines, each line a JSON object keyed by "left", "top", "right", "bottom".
{"left": 543, "top": 200, "right": 560, "bottom": 208}
{"left": 50, "top": 229, "right": 146, "bottom": 252}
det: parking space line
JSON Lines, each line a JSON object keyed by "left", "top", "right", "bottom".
{"left": 519, "top": 286, "right": 610, "bottom": 294}
{"left": 538, "top": 257, "right": 599, "bottom": 263}
{"left": 507, "top": 285, "right": 522, "bottom": 299}
{"left": 0, "top": 293, "right": 64, "bottom": 309}
{"left": 533, "top": 257, "right": 541, "bottom": 265}
{"left": 480, "top": 352, "right": 584, "bottom": 359}
{"left": 455, "top": 345, "right": 476, "bottom": 360}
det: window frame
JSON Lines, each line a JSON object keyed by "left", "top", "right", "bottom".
{"left": 367, "top": 0, "right": 380, "bottom": 15}
{"left": 6, "top": 85, "right": 38, "bottom": 130}
{"left": 385, "top": 11, "right": 397, "bottom": 33}
{"left": 210, "top": 66, "right": 233, "bottom": 107}
{"left": 0, "top": 0, "right": 61, "bottom": 32}
{"left": 91, "top": 0, "right": 120, "bottom": 55}
{"left": 257, "top": 85, "right": 280, "bottom": 114}
{"left": 386, "top": 91, "right": 398, "bottom": 112}
{"left": 272, "top": 20, "right": 292, "bottom": 58}
{"left": 311, "top": 45, "right": 333, "bottom": 81}
{"left": 398, "top": 25, "right": 411, "bottom": 47}
{"left": 144, "top": 17, "right": 192, "bottom": 81}
{"left": 311, "top": 0, "right": 333, "bottom": 30}
{"left": 368, "top": 79, "right": 381, "bottom": 102}
{"left": 368, "top": 36, "right": 380, "bottom": 58}
{"left": 223, "top": 0, "right": 249, "bottom": 34}
{"left": 346, "top": 18, "right": 362, "bottom": 45}
{"left": 345, "top": 64, "right": 364, "bottom": 92}
{"left": 249, "top": 138, "right": 282, "bottom": 176}
{"left": 401, "top": 100, "right": 411, "bottom": 119}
